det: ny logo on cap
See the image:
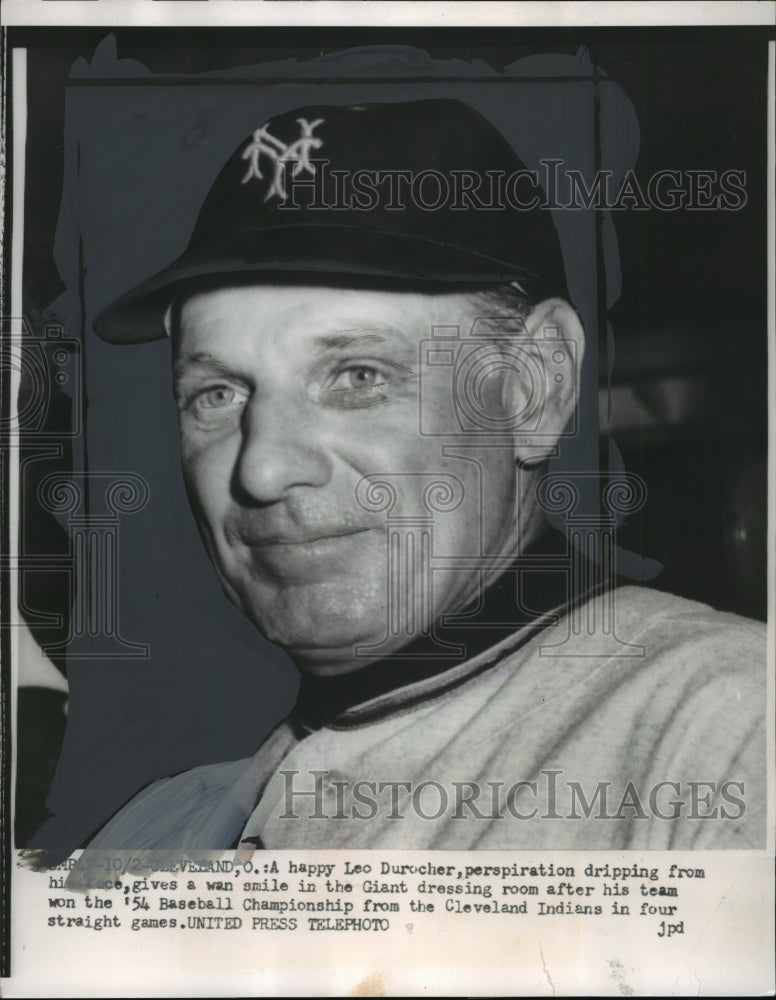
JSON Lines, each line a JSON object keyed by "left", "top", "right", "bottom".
{"left": 241, "top": 117, "right": 325, "bottom": 202}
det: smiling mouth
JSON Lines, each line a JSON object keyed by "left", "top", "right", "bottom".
{"left": 246, "top": 527, "right": 374, "bottom": 548}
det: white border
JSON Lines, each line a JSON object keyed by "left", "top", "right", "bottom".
{"left": 0, "top": 0, "right": 774, "bottom": 29}
{"left": 2, "top": 9, "right": 775, "bottom": 999}
{"left": 767, "top": 38, "right": 775, "bottom": 848}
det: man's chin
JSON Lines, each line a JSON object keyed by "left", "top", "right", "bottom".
{"left": 240, "top": 600, "right": 393, "bottom": 674}
{"left": 284, "top": 645, "right": 384, "bottom": 677}
{"left": 261, "top": 631, "right": 391, "bottom": 676}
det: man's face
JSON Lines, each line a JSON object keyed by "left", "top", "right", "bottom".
{"left": 173, "top": 283, "right": 523, "bottom": 674}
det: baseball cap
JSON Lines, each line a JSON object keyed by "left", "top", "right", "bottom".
{"left": 94, "top": 98, "right": 567, "bottom": 343}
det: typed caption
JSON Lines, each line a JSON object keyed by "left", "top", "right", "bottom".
{"left": 42, "top": 854, "right": 712, "bottom": 938}
{"left": 9, "top": 850, "right": 774, "bottom": 996}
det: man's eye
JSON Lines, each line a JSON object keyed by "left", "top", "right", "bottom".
{"left": 186, "top": 384, "right": 249, "bottom": 423}
{"left": 328, "top": 366, "right": 386, "bottom": 392}
{"left": 347, "top": 367, "right": 380, "bottom": 388}
{"left": 319, "top": 365, "right": 390, "bottom": 409}
{"left": 197, "top": 386, "right": 242, "bottom": 409}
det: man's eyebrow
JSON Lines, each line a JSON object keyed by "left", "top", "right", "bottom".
{"left": 313, "top": 330, "right": 390, "bottom": 351}
{"left": 174, "top": 330, "right": 416, "bottom": 383}
{"left": 173, "top": 352, "right": 248, "bottom": 381}
{"left": 312, "top": 328, "right": 418, "bottom": 364}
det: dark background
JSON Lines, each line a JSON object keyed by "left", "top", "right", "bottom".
{"left": 9, "top": 29, "right": 770, "bottom": 851}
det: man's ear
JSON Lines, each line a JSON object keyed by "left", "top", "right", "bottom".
{"left": 163, "top": 301, "right": 175, "bottom": 339}
{"left": 503, "top": 297, "right": 586, "bottom": 465}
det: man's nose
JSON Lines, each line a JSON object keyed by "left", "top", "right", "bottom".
{"left": 232, "top": 396, "right": 333, "bottom": 504}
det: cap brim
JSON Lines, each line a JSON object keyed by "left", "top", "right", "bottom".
{"left": 93, "top": 224, "right": 544, "bottom": 344}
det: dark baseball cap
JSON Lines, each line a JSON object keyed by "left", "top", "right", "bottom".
{"left": 94, "top": 98, "right": 567, "bottom": 343}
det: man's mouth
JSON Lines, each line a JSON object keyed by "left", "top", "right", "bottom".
{"left": 234, "top": 525, "right": 375, "bottom": 549}
{"left": 235, "top": 526, "right": 379, "bottom": 579}
{"left": 253, "top": 527, "right": 373, "bottom": 547}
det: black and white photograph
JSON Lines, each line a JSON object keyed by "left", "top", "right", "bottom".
{"left": 2, "top": 2, "right": 774, "bottom": 995}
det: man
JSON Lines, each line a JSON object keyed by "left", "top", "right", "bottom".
{"left": 84, "top": 99, "right": 764, "bottom": 851}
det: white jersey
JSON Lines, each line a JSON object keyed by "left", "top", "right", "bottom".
{"left": 86, "top": 586, "right": 766, "bottom": 851}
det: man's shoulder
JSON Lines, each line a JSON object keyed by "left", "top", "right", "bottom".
{"left": 85, "top": 716, "right": 299, "bottom": 850}
{"left": 509, "top": 584, "right": 765, "bottom": 671}
{"left": 475, "top": 584, "right": 766, "bottom": 725}
{"left": 438, "top": 584, "right": 767, "bottom": 777}
{"left": 603, "top": 584, "right": 765, "bottom": 633}
{"left": 443, "top": 586, "right": 766, "bottom": 849}
{"left": 86, "top": 756, "right": 258, "bottom": 850}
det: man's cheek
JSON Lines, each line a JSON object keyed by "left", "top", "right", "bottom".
{"left": 178, "top": 466, "right": 233, "bottom": 561}
{"left": 180, "top": 432, "right": 235, "bottom": 493}
{"left": 417, "top": 366, "right": 459, "bottom": 434}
